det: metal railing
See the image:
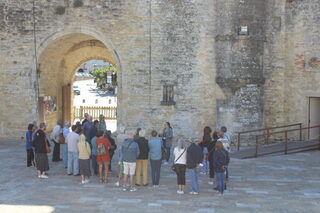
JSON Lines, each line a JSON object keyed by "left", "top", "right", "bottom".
{"left": 73, "top": 106, "right": 117, "bottom": 121}
{"left": 254, "top": 125, "right": 320, "bottom": 157}
{"left": 237, "top": 123, "right": 302, "bottom": 151}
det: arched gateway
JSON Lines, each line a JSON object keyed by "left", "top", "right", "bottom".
{"left": 36, "top": 29, "right": 121, "bottom": 129}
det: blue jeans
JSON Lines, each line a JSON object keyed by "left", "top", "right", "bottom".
{"left": 67, "top": 152, "right": 79, "bottom": 175}
{"left": 189, "top": 168, "right": 199, "bottom": 193}
{"left": 61, "top": 144, "right": 68, "bottom": 168}
{"left": 216, "top": 172, "right": 225, "bottom": 194}
{"left": 150, "top": 159, "right": 162, "bottom": 185}
{"left": 91, "top": 155, "right": 98, "bottom": 175}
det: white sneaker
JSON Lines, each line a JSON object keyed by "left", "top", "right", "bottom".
{"left": 81, "top": 180, "right": 85, "bottom": 184}
{"left": 40, "top": 175, "right": 48, "bottom": 179}
{"left": 177, "top": 190, "right": 184, "bottom": 194}
{"left": 84, "top": 179, "right": 90, "bottom": 184}
{"left": 208, "top": 181, "right": 214, "bottom": 185}
{"left": 122, "top": 187, "right": 128, "bottom": 191}
{"left": 189, "top": 191, "right": 199, "bottom": 195}
{"left": 130, "top": 187, "right": 137, "bottom": 192}
{"left": 115, "top": 181, "right": 120, "bottom": 187}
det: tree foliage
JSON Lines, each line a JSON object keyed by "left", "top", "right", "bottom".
{"left": 90, "top": 65, "right": 117, "bottom": 88}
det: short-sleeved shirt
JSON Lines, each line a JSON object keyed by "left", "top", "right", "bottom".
{"left": 96, "top": 137, "right": 111, "bottom": 162}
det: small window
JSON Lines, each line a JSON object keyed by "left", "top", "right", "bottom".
{"left": 95, "top": 99, "right": 98, "bottom": 104}
{"left": 82, "top": 99, "right": 86, "bottom": 103}
{"left": 238, "top": 25, "right": 249, "bottom": 36}
{"left": 161, "top": 85, "right": 176, "bottom": 106}
{"left": 109, "top": 99, "right": 112, "bottom": 104}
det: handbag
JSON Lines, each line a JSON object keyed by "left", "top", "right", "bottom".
{"left": 45, "top": 140, "right": 51, "bottom": 153}
{"left": 171, "top": 148, "right": 186, "bottom": 172}
{"left": 58, "top": 133, "right": 65, "bottom": 144}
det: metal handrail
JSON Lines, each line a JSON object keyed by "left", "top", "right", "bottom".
{"left": 237, "top": 123, "right": 302, "bottom": 150}
{"left": 254, "top": 125, "right": 320, "bottom": 157}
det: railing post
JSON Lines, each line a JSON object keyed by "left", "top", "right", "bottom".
{"left": 285, "top": 131, "right": 288, "bottom": 155}
{"left": 237, "top": 133, "right": 241, "bottom": 151}
{"left": 318, "top": 127, "right": 320, "bottom": 150}
{"left": 299, "top": 123, "right": 302, "bottom": 141}
{"left": 80, "top": 106, "right": 83, "bottom": 121}
{"left": 266, "top": 129, "right": 270, "bottom": 145}
{"left": 255, "top": 135, "right": 259, "bottom": 158}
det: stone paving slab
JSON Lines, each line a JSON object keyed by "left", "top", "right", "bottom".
{"left": 0, "top": 140, "right": 320, "bottom": 213}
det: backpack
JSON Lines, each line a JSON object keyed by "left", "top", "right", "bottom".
{"left": 97, "top": 142, "right": 107, "bottom": 156}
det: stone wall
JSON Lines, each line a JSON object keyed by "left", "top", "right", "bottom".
{"left": 1, "top": 0, "right": 320, "bottom": 145}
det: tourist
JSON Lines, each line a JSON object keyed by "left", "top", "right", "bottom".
{"left": 90, "top": 120, "right": 99, "bottom": 141}
{"left": 122, "top": 133, "right": 140, "bottom": 192}
{"left": 114, "top": 142, "right": 123, "bottom": 187}
{"left": 134, "top": 127, "right": 141, "bottom": 141}
{"left": 162, "top": 122, "right": 173, "bottom": 164}
{"left": 90, "top": 131, "right": 99, "bottom": 175}
{"left": 25, "top": 123, "right": 35, "bottom": 167}
{"left": 31, "top": 122, "right": 38, "bottom": 141}
{"left": 116, "top": 126, "right": 128, "bottom": 147}
{"left": 221, "top": 126, "right": 231, "bottom": 143}
{"left": 66, "top": 125, "right": 80, "bottom": 176}
{"left": 62, "top": 121, "right": 71, "bottom": 168}
{"left": 135, "top": 129, "right": 149, "bottom": 186}
{"left": 78, "top": 134, "right": 91, "bottom": 184}
{"left": 81, "top": 113, "right": 89, "bottom": 126}
{"left": 186, "top": 138, "right": 203, "bottom": 195}
{"left": 50, "top": 120, "right": 63, "bottom": 162}
{"left": 213, "top": 141, "right": 230, "bottom": 194}
{"left": 83, "top": 115, "right": 93, "bottom": 142}
{"left": 148, "top": 130, "right": 163, "bottom": 187}
{"left": 75, "top": 121, "right": 82, "bottom": 133}
{"left": 173, "top": 139, "right": 187, "bottom": 194}
{"left": 98, "top": 114, "right": 107, "bottom": 133}
{"left": 105, "top": 130, "right": 117, "bottom": 171}
{"left": 199, "top": 126, "right": 212, "bottom": 175}
{"left": 217, "top": 130, "right": 230, "bottom": 180}
{"left": 33, "top": 123, "right": 50, "bottom": 179}
{"left": 96, "top": 131, "right": 111, "bottom": 183}
{"left": 208, "top": 131, "right": 218, "bottom": 185}
{"left": 114, "top": 126, "right": 127, "bottom": 187}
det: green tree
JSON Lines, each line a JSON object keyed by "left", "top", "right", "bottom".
{"left": 90, "top": 65, "right": 117, "bottom": 89}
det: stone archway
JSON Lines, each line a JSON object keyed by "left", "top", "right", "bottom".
{"left": 37, "top": 31, "right": 120, "bottom": 129}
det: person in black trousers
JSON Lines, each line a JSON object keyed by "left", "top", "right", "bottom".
{"left": 25, "top": 123, "right": 35, "bottom": 167}
{"left": 208, "top": 131, "right": 218, "bottom": 185}
{"left": 51, "top": 120, "right": 63, "bottom": 162}
{"left": 106, "top": 130, "right": 117, "bottom": 171}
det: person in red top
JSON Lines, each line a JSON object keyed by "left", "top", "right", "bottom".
{"left": 96, "top": 131, "right": 111, "bottom": 183}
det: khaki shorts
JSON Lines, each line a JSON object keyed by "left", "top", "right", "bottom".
{"left": 123, "top": 162, "right": 136, "bottom": 176}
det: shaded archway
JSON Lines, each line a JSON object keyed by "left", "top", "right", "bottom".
{"left": 37, "top": 32, "right": 119, "bottom": 129}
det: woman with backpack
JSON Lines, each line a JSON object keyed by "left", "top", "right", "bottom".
{"left": 96, "top": 131, "right": 111, "bottom": 183}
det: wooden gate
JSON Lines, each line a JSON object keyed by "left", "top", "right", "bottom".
{"left": 73, "top": 106, "right": 117, "bottom": 121}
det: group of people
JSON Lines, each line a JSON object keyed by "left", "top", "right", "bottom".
{"left": 25, "top": 114, "right": 231, "bottom": 195}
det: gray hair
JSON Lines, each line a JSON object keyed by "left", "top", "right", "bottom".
{"left": 64, "top": 121, "right": 70, "bottom": 126}
{"left": 119, "top": 126, "right": 126, "bottom": 134}
{"left": 57, "top": 120, "right": 63, "bottom": 125}
{"left": 139, "top": 129, "right": 146, "bottom": 137}
{"left": 177, "top": 138, "right": 185, "bottom": 149}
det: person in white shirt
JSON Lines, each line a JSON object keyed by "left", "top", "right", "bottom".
{"left": 173, "top": 139, "right": 187, "bottom": 194}
{"left": 66, "top": 125, "right": 80, "bottom": 176}
{"left": 50, "top": 120, "right": 62, "bottom": 162}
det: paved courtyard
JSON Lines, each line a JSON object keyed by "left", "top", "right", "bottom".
{"left": 0, "top": 139, "right": 320, "bottom": 213}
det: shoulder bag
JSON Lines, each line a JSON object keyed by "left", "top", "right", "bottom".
{"left": 171, "top": 148, "right": 186, "bottom": 172}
